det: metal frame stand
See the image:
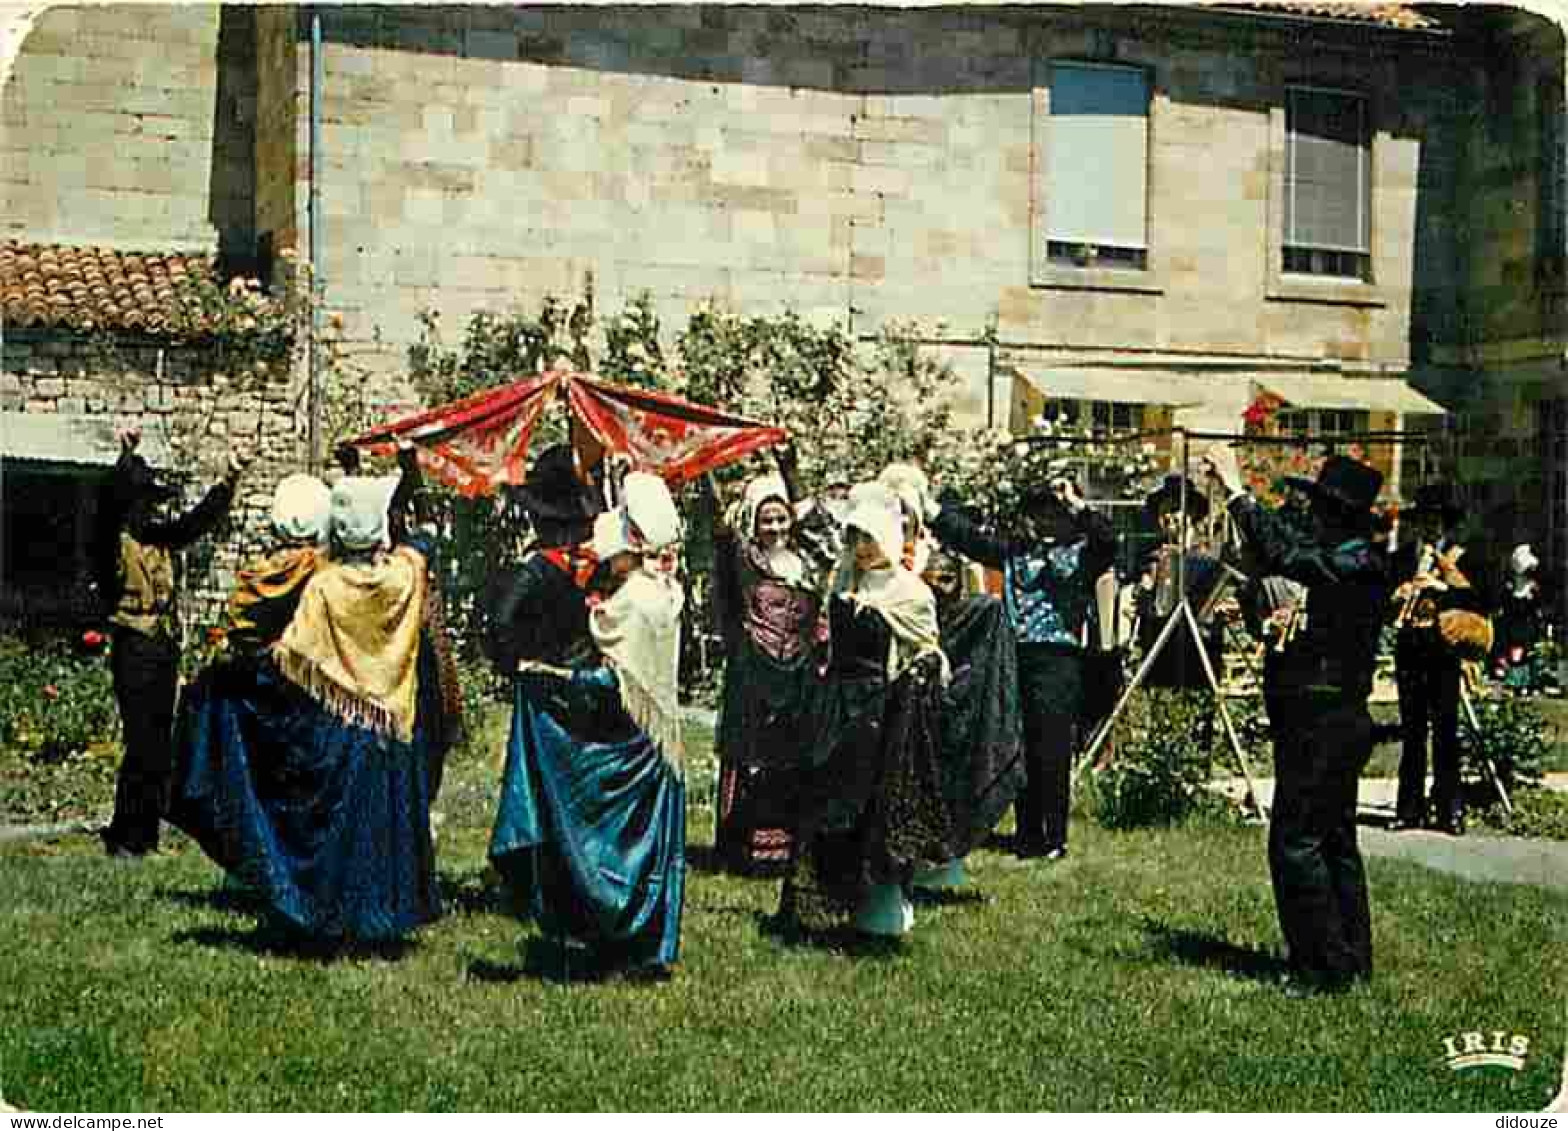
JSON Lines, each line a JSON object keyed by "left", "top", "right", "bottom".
{"left": 1459, "top": 681, "right": 1514, "bottom": 818}
{"left": 1077, "top": 596, "right": 1268, "bottom": 820}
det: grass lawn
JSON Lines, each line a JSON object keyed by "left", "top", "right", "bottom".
{"left": 1, "top": 715, "right": 1564, "bottom": 1112}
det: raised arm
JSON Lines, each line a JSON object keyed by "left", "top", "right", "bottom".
{"left": 130, "top": 451, "right": 243, "bottom": 549}
{"left": 388, "top": 440, "right": 426, "bottom": 544}
{"left": 928, "top": 493, "right": 1012, "bottom": 570}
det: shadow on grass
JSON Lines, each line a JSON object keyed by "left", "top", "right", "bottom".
{"left": 1138, "top": 918, "right": 1288, "bottom": 984}
{"left": 756, "top": 911, "right": 907, "bottom": 960}
{"left": 437, "top": 869, "right": 511, "bottom": 916}
{"left": 910, "top": 887, "right": 992, "bottom": 908}
{"left": 171, "top": 924, "right": 420, "bottom": 964}
{"left": 465, "top": 938, "right": 673, "bottom": 987}
{"left": 156, "top": 884, "right": 268, "bottom": 916}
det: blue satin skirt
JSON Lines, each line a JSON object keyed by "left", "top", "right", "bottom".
{"left": 488, "top": 675, "right": 685, "bottom": 970}
{"left": 168, "top": 660, "right": 443, "bottom": 941}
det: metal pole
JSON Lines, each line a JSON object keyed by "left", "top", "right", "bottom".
{"left": 1175, "top": 428, "right": 1187, "bottom": 609}
{"left": 1182, "top": 600, "right": 1266, "bottom": 818}
{"left": 307, "top": 9, "right": 324, "bottom": 473}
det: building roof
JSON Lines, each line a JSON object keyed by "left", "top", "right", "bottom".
{"left": 1212, "top": 2, "right": 1442, "bottom": 31}
{"left": 0, "top": 241, "right": 215, "bottom": 336}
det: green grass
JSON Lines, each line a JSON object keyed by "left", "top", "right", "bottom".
{"left": 1, "top": 717, "right": 1564, "bottom": 1112}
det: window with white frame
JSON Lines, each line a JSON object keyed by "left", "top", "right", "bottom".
{"left": 1283, "top": 86, "right": 1371, "bottom": 281}
{"left": 1276, "top": 407, "right": 1368, "bottom": 436}
{"left": 1045, "top": 62, "right": 1150, "bottom": 271}
{"left": 1043, "top": 398, "right": 1146, "bottom": 436}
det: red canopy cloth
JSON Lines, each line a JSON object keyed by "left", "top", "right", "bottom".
{"left": 350, "top": 370, "right": 787, "bottom": 497}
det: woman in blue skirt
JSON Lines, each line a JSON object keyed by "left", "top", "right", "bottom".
{"left": 169, "top": 464, "right": 458, "bottom": 943}
{"left": 489, "top": 471, "right": 688, "bottom": 979}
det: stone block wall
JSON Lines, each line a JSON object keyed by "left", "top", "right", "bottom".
{"left": 0, "top": 332, "right": 303, "bottom": 628}
{"left": 0, "top": 4, "right": 228, "bottom": 252}
{"left": 270, "top": 4, "right": 1466, "bottom": 433}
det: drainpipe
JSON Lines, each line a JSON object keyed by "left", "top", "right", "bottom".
{"left": 307, "top": 8, "right": 324, "bottom": 472}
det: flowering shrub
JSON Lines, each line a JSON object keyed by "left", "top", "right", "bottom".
{"left": 0, "top": 635, "right": 119, "bottom": 764}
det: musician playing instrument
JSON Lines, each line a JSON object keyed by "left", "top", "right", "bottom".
{"left": 1389, "top": 482, "right": 1486, "bottom": 835}
{"left": 1135, "top": 475, "right": 1226, "bottom": 692}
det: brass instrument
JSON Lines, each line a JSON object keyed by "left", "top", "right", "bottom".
{"left": 1272, "top": 603, "right": 1302, "bottom": 653}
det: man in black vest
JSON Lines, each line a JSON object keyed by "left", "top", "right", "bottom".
{"left": 95, "top": 429, "right": 244, "bottom": 858}
{"left": 1204, "top": 447, "right": 1390, "bottom": 995}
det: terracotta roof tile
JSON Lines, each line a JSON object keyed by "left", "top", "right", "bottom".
{"left": 1213, "top": 2, "right": 1441, "bottom": 30}
{"left": 0, "top": 241, "right": 217, "bottom": 336}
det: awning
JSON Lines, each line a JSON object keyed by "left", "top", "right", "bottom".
{"left": 0, "top": 412, "right": 173, "bottom": 469}
{"left": 1006, "top": 365, "right": 1205, "bottom": 407}
{"left": 1252, "top": 373, "right": 1447, "bottom": 415}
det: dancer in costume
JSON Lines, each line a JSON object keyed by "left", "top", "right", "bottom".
{"left": 918, "top": 547, "right": 1026, "bottom": 890}
{"left": 781, "top": 482, "right": 951, "bottom": 938}
{"left": 926, "top": 468, "right": 1116, "bottom": 860}
{"left": 93, "top": 428, "right": 243, "bottom": 858}
{"left": 484, "top": 443, "right": 603, "bottom": 680}
{"left": 489, "top": 472, "right": 688, "bottom": 978}
{"left": 168, "top": 468, "right": 458, "bottom": 942}
{"left": 708, "top": 460, "right": 831, "bottom": 874}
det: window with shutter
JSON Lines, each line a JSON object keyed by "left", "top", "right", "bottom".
{"left": 1045, "top": 62, "right": 1150, "bottom": 271}
{"left": 1284, "top": 86, "right": 1371, "bottom": 281}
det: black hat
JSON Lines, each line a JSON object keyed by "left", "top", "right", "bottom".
{"left": 1403, "top": 481, "right": 1462, "bottom": 524}
{"left": 1144, "top": 474, "right": 1210, "bottom": 521}
{"left": 1283, "top": 455, "right": 1383, "bottom": 516}
{"left": 513, "top": 444, "right": 600, "bottom": 523}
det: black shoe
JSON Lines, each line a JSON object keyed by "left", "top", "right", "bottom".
{"left": 98, "top": 829, "right": 146, "bottom": 860}
{"left": 1014, "top": 840, "right": 1050, "bottom": 860}
{"left": 1042, "top": 846, "right": 1069, "bottom": 862}
{"left": 1388, "top": 816, "right": 1424, "bottom": 833}
{"left": 1280, "top": 970, "right": 1359, "bottom": 998}
{"left": 1435, "top": 816, "right": 1466, "bottom": 837}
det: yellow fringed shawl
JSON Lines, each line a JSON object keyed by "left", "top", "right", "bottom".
{"left": 226, "top": 546, "right": 322, "bottom": 648}
{"left": 272, "top": 545, "right": 428, "bottom": 744}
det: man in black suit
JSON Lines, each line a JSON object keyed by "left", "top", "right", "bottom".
{"left": 1390, "top": 482, "right": 1486, "bottom": 835}
{"left": 1204, "top": 448, "right": 1390, "bottom": 995}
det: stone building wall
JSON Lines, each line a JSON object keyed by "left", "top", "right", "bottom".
{"left": 0, "top": 331, "right": 300, "bottom": 628}
{"left": 260, "top": 5, "right": 1463, "bottom": 430}
{"left": 0, "top": 5, "right": 228, "bottom": 252}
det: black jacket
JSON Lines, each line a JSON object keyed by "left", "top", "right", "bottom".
{"left": 1229, "top": 494, "right": 1390, "bottom": 700}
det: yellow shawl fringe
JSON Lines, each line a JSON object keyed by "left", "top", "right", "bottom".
{"left": 272, "top": 546, "right": 428, "bottom": 744}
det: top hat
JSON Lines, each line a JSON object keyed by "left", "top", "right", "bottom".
{"left": 513, "top": 444, "right": 600, "bottom": 524}
{"left": 1144, "top": 474, "right": 1211, "bottom": 521}
{"left": 1283, "top": 455, "right": 1383, "bottom": 516}
{"left": 1403, "top": 481, "right": 1462, "bottom": 524}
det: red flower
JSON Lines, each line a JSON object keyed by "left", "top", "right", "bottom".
{"left": 42, "top": 685, "right": 59, "bottom": 700}
{"left": 81, "top": 630, "right": 105, "bottom": 649}
{"left": 207, "top": 626, "right": 227, "bottom": 644}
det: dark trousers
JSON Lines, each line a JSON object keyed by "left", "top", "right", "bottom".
{"left": 1016, "top": 646, "right": 1082, "bottom": 852}
{"left": 1394, "top": 633, "right": 1462, "bottom": 823}
{"left": 1267, "top": 691, "right": 1374, "bottom": 983}
{"left": 105, "top": 628, "right": 180, "bottom": 853}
